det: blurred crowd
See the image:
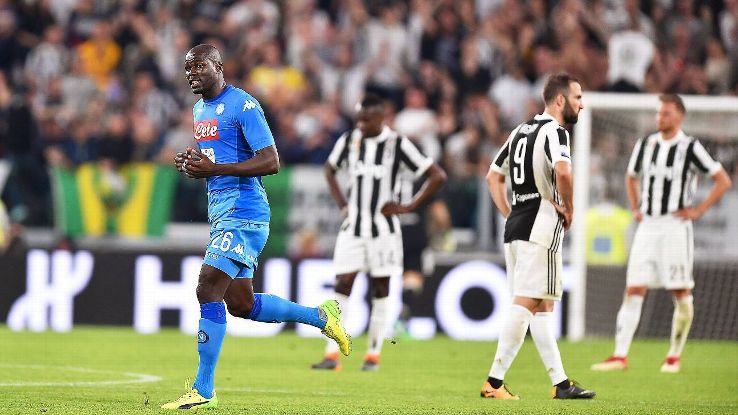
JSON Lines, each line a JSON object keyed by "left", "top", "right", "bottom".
{"left": 0, "top": 0, "right": 737, "bottom": 232}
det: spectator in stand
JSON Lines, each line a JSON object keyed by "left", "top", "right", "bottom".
{"left": 131, "top": 71, "right": 178, "bottom": 129}
{"left": 364, "top": 1, "right": 410, "bottom": 107}
{"left": 705, "top": 37, "right": 732, "bottom": 94}
{"left": 454, "top": 36, "right": 492, "bottom": 99}
{"left": 51, "top": 116, "right": 99, "bottom": 167}
{"left": 608, "top": 16, "right": 655, "bottom": 92}
{"left": 248, "top": 40, "right": 307, "bottom": 108}
{"left": 128, "top": 113, "right": 162, "bottom": 162}
{"left": 98, "top": 112, "right": 132, "bottom": 167}
{"left": 490, "top": 56, "right": 533, "bottom": 130}
{"left": 24, "top": 25, "right": 68, "bottom": 93}
{"left": 720, "top": 0, "right": 738, "bottom": 55}
{"left": 394, "top": 85, "right": 441, "bottom": 162}
{"left": 0, "top": 8, "right": 25, "bottom": 76}
{"left": 77, "top": 20, "right": 121, "bottom": 90}
{"left": 315, "top": 42, "right": 367, "bottom": 118}
{"left": 420, "top": 4, "right": 465, "bottom": 73}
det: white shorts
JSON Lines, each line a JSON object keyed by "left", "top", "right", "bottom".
{"left": 504, "top": 240, "right": 562, "bottom": 301}
{"left": 626, "top": 216, "right": 694, "bottom": 290}
{"left": 333, "top": 231, "right": 403, "bottom": 276}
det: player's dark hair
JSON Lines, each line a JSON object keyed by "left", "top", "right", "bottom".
{"left": 659, "top": 94, "right": 686, "bottom": 114}
{"left": 360, "top": 93, "right": 384, "bottom": 110}
{"left": 543, "top": 73, "right": 581, "bottom": 105}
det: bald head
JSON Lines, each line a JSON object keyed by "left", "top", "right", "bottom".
{"left": 186, "top": 44, "right": 222, "bottom": 65}
{"left": 184, "top": 44, "right": 225, "bottom": 98}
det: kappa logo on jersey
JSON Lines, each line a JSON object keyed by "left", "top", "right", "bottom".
{"left": 216, "top": 103, "right": 225, "bottom": 115}
{"left": 242, "top": 100, "right": 257, "bottom": 111}
{"left": 194, "top": 119, "right": 219, "bottom": 141}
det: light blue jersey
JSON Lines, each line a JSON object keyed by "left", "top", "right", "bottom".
{"left": 193, "top": 85, "right": 274, "bottom": 277}
{"left": 193, "top": 85, "right": 274, "bottom": 224}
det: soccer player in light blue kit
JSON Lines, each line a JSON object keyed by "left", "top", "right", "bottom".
{"left": 162, "top": 44, "right": 351, "bottom": 410}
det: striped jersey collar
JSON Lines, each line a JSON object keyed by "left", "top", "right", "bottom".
{"left": 656, "top": 129, "right": 686, "bottom": 145}
{"left": 355, "top": 125, "right": 392, "bottom": 142}
{"left": 534, "top": 112, "right": 559, "bottom": 126}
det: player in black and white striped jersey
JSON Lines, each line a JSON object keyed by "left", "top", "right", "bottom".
{"left": 592, "top": 94, "right": 732, "bottom": 374}
{"left": 481, "top": 73, "right": 595, "bottom": 400}
{"left": 311, "top": 94, "right": 446, "bottom": 372}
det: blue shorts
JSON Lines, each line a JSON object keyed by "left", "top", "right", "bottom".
{"left": 202, "top": 219, "right": 269, "bottom": 279}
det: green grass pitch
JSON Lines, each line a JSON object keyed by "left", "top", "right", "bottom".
{"left": 0, "top": 326, "right": 736, "bottom": 414}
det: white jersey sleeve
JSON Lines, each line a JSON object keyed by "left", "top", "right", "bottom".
{"left": 626, "top": 137, "right": 646, "bottom": 177}
{"left": 545, "top": 125, "right": 571, "bottom": 166}
{"left": 327, "top": 132, "right": 350, "bottom": 169}
{"left": 691, "top": 139, "right": 723, "bottom": 176}
{"left": 489, "top": 125, "right": 521, "bottom": 176}
{"left": 398, "top": 136, "right": 433, "bottom": 178}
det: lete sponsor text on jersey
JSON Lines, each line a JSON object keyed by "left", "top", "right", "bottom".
{"left": 194, "top": 119, "right": 219, "bottom": 141}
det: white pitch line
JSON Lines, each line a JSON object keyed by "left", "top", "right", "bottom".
{"left": 218, "top": 387, "right": 347, "bottom": 396}
{"left": 0, "top": 364, "right": 162, "bottom": 387}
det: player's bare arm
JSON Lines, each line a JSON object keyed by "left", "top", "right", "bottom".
{"left": 183, "top": 145, "right": 280, "bottom": 178}
{"left": 553, "top": 160, "right": 573, "bottom": 230}
{"left": 485, "top": 167, "right": 510, "bottom": 218}
{"left": 673, "top": 168, "right": 732, "bottom": 220}
{"left": 324, "top": 162, "right": 348, "bottom": 217}
{"left": 625, "top": 174, "right": 643, "bottom": 222}
{"left": 381, "top": 164, "right": 446, "bottom": 216}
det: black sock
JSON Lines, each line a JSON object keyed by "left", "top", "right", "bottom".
{"left": 487, "top": 377, "right": 503, "bottom": 389}
{"left": 555, "top": 379, "right": 571, "bottom": 389}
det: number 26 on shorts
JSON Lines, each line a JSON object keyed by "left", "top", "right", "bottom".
{"left": 211, "top": 231, "right": 234, "bottom": 252}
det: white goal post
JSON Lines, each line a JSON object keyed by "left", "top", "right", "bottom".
{"left": 568, "top": 92, "right": 738, "bottom": 341}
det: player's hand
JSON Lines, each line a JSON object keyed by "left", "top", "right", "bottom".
{"left": 183, "top": 148, "right": 220, "bottom": 178}
{"left": 631, "top": 209, "right": 643, "bottom": 222}
{"left": 174, "top": 150, "right": 189, "bottom": 173}
{"left": 673, "top": 207, "right": 702, "bottom": 220}
{"left": 552, "top": 202, "right": 572, "bottom": 231}
{"left": 381, "top": 202, "right": 412, "bottom": 216}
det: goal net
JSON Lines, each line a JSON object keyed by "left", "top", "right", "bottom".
{"left": 568, "top": 93, "right": 738, "bottom": 340}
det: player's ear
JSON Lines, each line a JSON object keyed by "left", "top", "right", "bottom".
{"left": 556, "top": 93, "right": 566, "bottom": 108}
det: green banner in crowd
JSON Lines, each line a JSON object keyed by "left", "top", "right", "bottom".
{"left": 51, "top": 163, "right": 178, "bottom": 237}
